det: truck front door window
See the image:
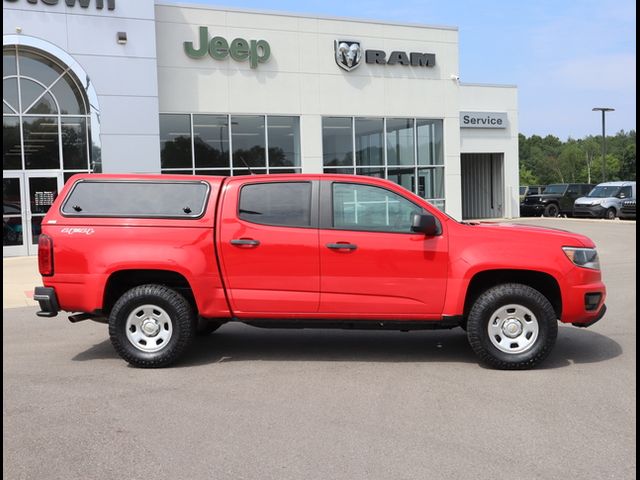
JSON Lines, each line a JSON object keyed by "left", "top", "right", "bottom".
{"left": 332, "top": 183, "right": 422, "bottom": 233}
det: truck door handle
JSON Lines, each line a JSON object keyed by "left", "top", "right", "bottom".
{"left": 230, "top": 239, "right": 260, "bottom": 247}
{"left": 326, "top": 242, "right": 357, "bottom": 251}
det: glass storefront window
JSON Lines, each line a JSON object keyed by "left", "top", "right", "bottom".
{"left": 3, "top": 49, "right": 17, "bottom": 77}
{"left": 3, "top": 116, "right": 21, "bottom": 170}
{"left": 231, "top": 115, "right": 266, "bottom": 169}
{"left": 268, "top": 116, "right": 300, "bottom": 168}
{"left": 193, "top": 114, "right": 229, "bottom": 168}
{"left": 160, "top": 114, "right": 192, "bottom": 169}
{"left": 19, "top": 49, "right": 65, "bottom": 88}
{"left": 23, "top": 116, "right": 60, "bottom": 169}
{"left": 388, "top": 167, "right": 415, "bottom": 193}
{"left": 417, "top": 167, "right": 444, "bottom": 199}
{"left": 386, "top": 118, "right": 414, "bottom": 166}
{"left": 50, "top": 75, "right": 86, "bottom": 115}
{"left": 355, "top": 117, "right": 384, "bottom": 166}
{"left": 161, "top": 114, "right": 301, "bottom": 175}
{"left": 322, "top": 116, "right": 445, "bottom": 208}
{"left": 3, "top": 78, "right": 19, "bottom": 112}
{"left": 3, "top": 45, "right": 91, "bottom": 173}
{"left": 356, "top": 167, "right": 385, "bottom": 178}
{"left": 20, "top": 79, "right": 48, "bottom": 113}
{"left": 417, "top": 119, "right": 443, "bottom": 165}
{"left": 61, "top": 117, "right": 88, "bottom": 170}
{"left": 27, "top": 92, "right": 58, "bottom": 115}
{"left": 322, "top": 117, "right": 353, "bottom": 168}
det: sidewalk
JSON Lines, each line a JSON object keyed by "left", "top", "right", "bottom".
{"left": 3, "top": 256, "right": 39, "bottom": 309}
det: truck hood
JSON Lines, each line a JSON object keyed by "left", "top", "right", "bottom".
{"left": 461, "top": 221, "right": 594, "bottom": 248}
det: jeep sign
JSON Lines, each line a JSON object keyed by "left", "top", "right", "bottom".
{"left": 184, "top": 26, "right": 270, "bottom": 69}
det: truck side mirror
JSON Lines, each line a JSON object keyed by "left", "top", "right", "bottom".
{"left": 411, "top": 213, "right": 441, "bottom": 236}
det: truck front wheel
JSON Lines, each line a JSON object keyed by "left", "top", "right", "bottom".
{"left": 466, "top": 283, "right": 558, "bottom": 369}
{"left": 108, "top": 284, "right": 195, "bottom": 368}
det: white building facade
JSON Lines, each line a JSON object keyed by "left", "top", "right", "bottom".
{"left": 3, "top": 0, "right": 518, "bottom": 257}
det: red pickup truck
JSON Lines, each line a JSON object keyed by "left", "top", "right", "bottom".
{"left": 34, "top": 174, "right": 607, "bottom": 369}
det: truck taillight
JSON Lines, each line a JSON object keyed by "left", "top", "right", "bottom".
{"left": 38, "top": 234, "right": 54, "bottom": 276}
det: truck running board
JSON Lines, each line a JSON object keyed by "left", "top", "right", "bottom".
{"left": 239, "top": 317, "right": 463, "bottom": 331}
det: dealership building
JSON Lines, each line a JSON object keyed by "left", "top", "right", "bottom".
{"left": 3, "top": 0, "right": 518, "bottom": 256}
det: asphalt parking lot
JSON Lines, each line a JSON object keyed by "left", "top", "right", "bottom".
{"left": 3, "top": 218, "right": 636, "bottom": 480}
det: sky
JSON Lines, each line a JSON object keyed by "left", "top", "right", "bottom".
{"left": 181, "top": 0, "right": 636, "bottom": 140}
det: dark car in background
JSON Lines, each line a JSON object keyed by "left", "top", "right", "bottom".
{"left": 519, "top": 185, "right": 545, "bottom": 202}
{"left": 520, "top": 183, "right": 594, "bottom": 217}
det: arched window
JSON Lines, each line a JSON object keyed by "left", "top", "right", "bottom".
{"left": 3, "top": 45, "right": 92, "bottom": 174}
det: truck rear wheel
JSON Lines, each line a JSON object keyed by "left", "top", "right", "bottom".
{"left": 108, "top": 284, "right": 195, "bottom": 368}
{"left": 466, "top": 283, "right": 558, "bottom": 369}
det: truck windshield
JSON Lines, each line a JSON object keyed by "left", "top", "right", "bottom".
{"left": 542, "top": 184, "right": 567, "bottom": 194}
{"left": 587, "top": 186, "right": 621, "bottom": 198}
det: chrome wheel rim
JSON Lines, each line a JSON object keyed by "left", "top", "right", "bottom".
{"left": 487, "top": 304, "right": 539, "bottom": 354}
{"left": 125, "top": 304, "right": 173, "bottom": 353}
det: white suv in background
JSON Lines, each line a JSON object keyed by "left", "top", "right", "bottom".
{"left": 573, "top": 181, "right": 636, "bottom": 219}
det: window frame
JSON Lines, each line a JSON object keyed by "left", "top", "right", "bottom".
{"left": 320, "top": 180, "right": 427, "bottom": 234}
{"left": 237, "top": 180, "right": 319, "bottom": 229}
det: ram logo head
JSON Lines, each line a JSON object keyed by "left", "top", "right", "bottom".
{"left": 334, "top": 40, "right": 362, "bottom": 71}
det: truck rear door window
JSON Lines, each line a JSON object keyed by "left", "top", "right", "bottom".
{"left": 239, "top": 182, "right": 311, "bottom": 227}
{"left": 61, "top": 180, "right": 210, "bottom": 218}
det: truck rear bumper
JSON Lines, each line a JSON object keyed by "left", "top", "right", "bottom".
{"left": 34, "top": 286, "right": 60, "bottom": 317}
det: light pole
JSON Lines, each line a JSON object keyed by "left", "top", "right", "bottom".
{"left": 592, "top": 107, "right": 614, "bottom": 182}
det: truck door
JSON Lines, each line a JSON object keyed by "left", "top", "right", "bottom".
{"left": 318, "top": 181, "right": 448, "bottom": 317}
{"left": 217, "top": 178, "right": 320, "bottom": 315}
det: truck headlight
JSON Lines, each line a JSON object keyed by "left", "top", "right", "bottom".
{"left": 562, "top": 247, "right": 600, "bottom": 270}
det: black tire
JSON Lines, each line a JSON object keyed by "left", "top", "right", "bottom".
{"left": 604, "top": 208, "right": 616, "bottom": 220}
{"left": 543, "top": 203, "right": 559, "bottom": 217}
{"left": 196, "top": 317, "right": 223, "bottom": 336}
{"left": 108, "top": 284, "right": 195, "bottom": 368}
{"left": 467, "top": 283, "right": 558, "bottom": 370}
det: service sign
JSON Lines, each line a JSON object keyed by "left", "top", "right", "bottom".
{"left": 460, "top": 112, "right": 508, "bottom": 129}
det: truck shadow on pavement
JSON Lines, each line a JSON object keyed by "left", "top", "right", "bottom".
{"left": 73, "top": 324, "right": 621, "bottom": 369}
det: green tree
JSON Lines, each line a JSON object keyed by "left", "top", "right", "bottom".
{"left": 519, "top": 130, "right": 635, "bottom": 185}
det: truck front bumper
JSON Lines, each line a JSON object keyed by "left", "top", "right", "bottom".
{"left": 34, "top": 286, "right": 59, "bottom": 318}
{"left": 572, "top": 304, "right": 607, "bottom": 328}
